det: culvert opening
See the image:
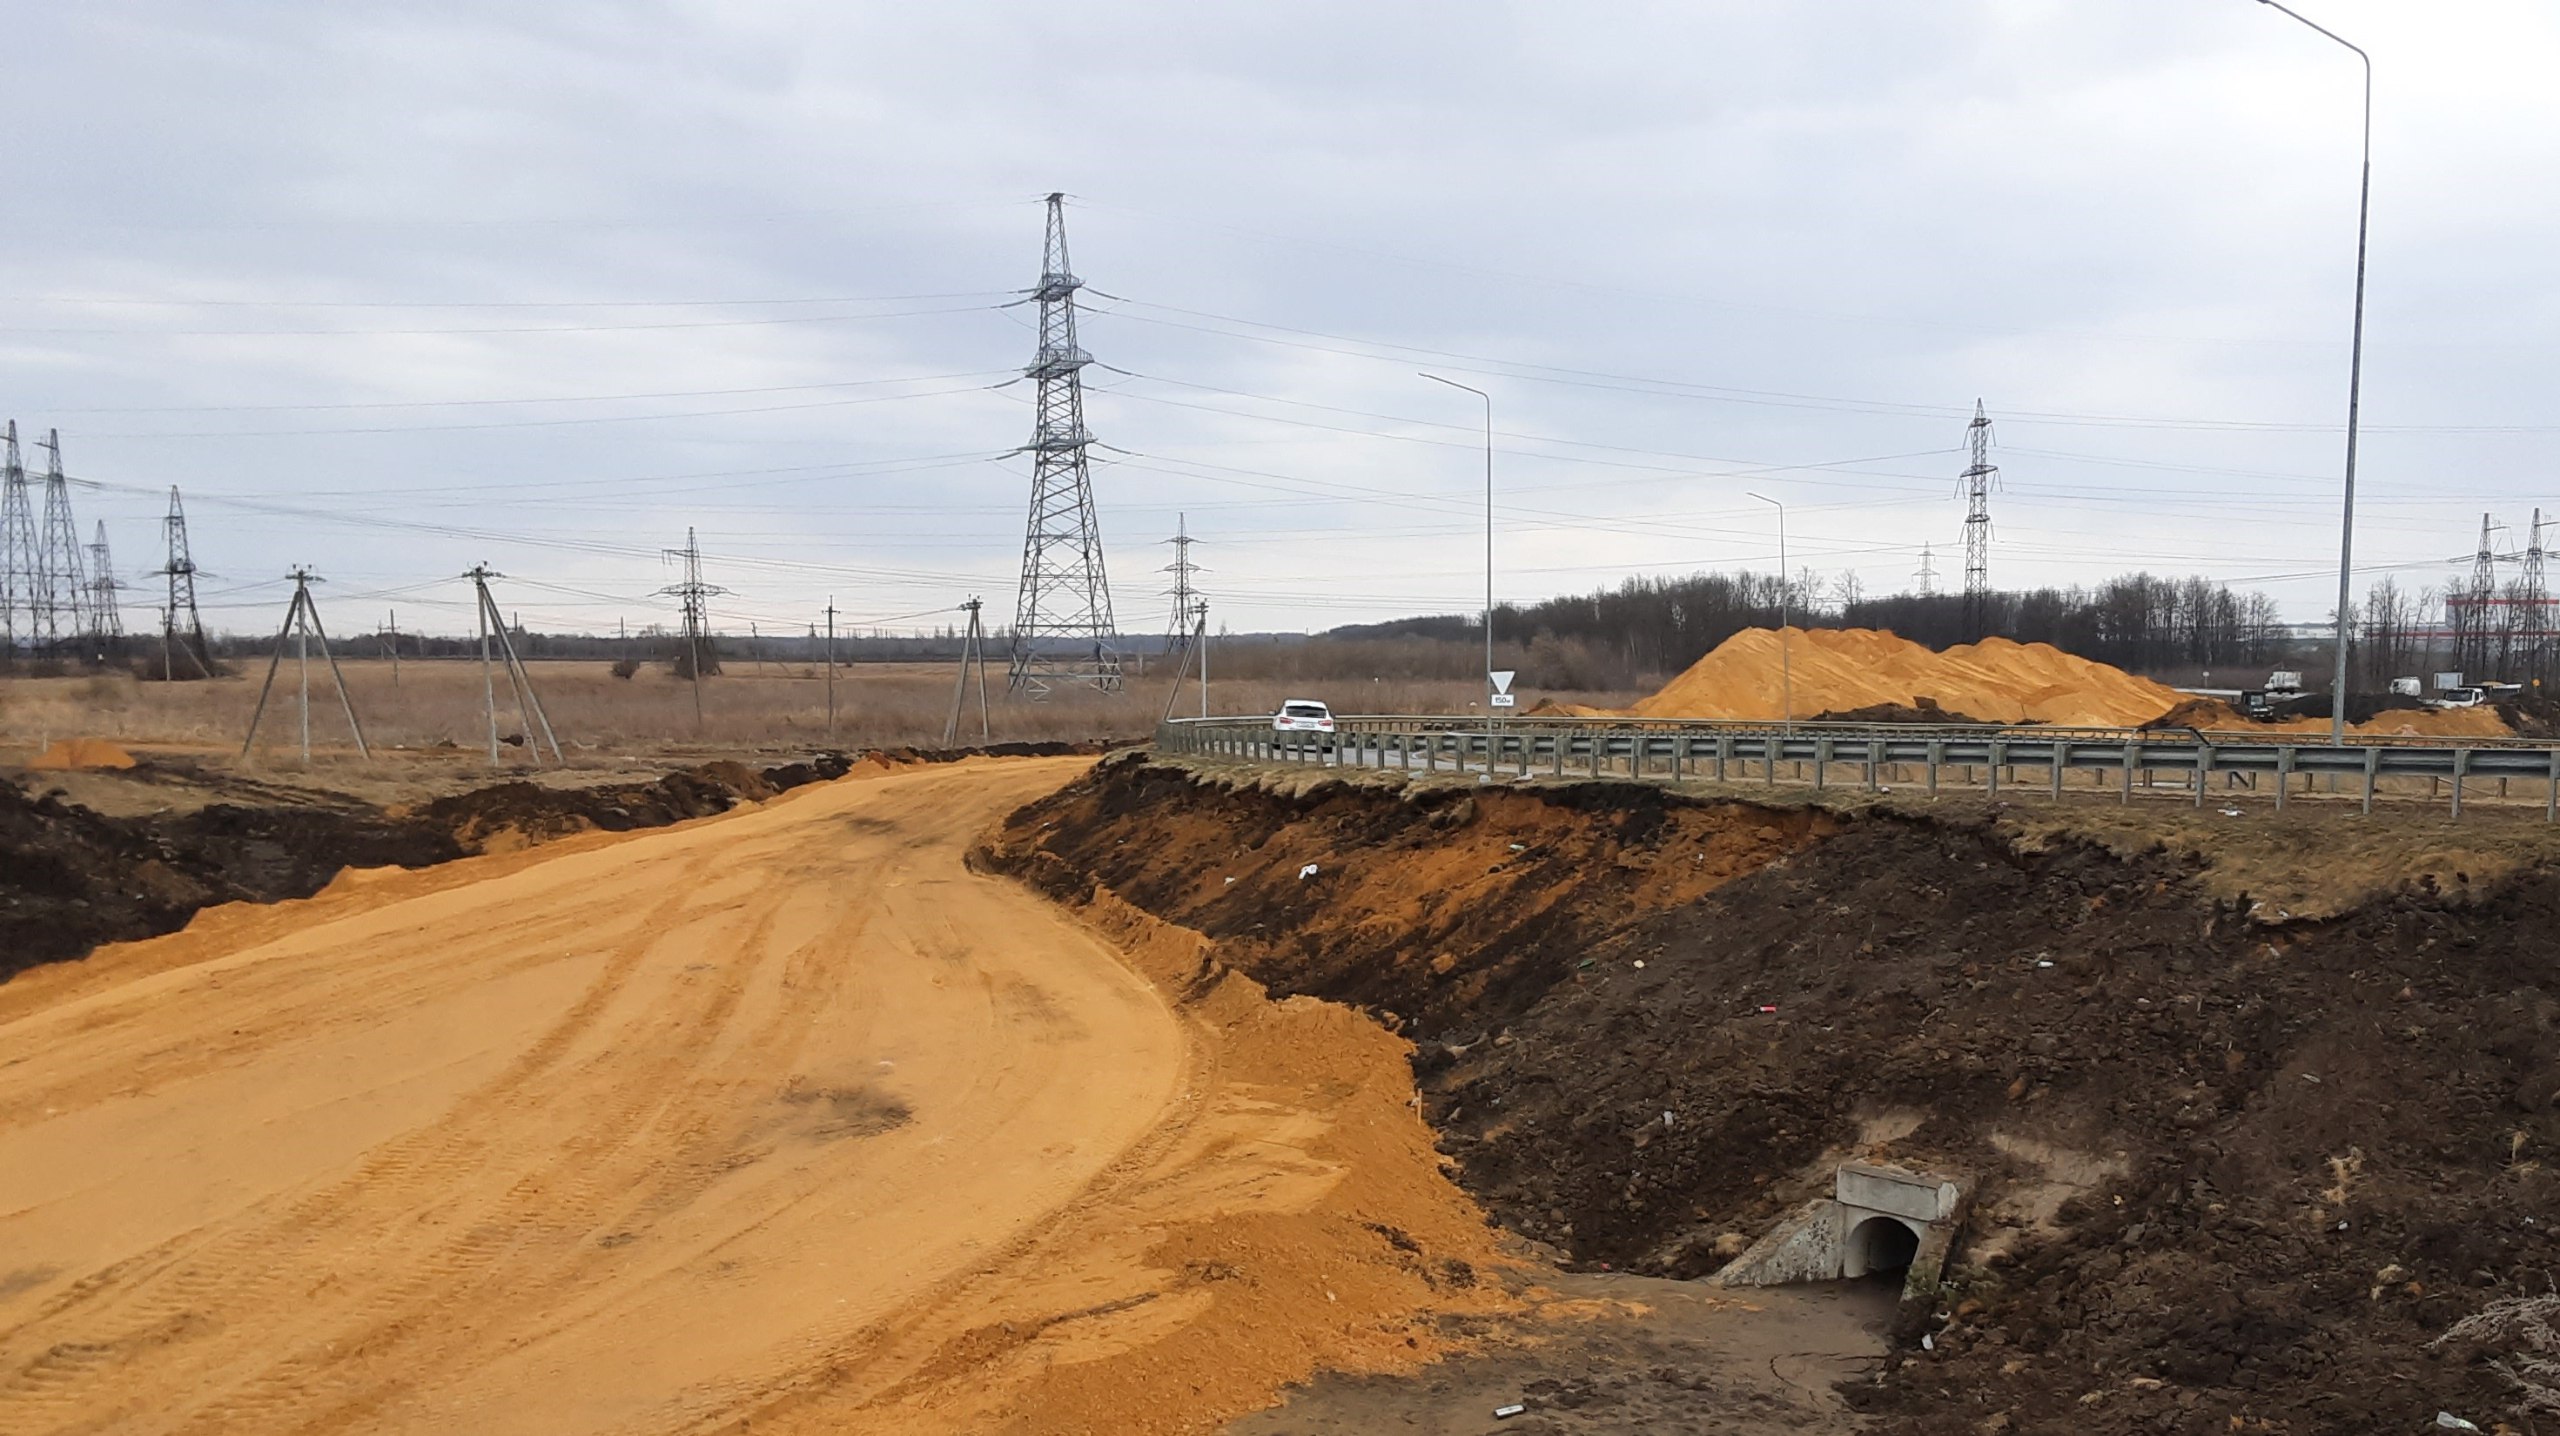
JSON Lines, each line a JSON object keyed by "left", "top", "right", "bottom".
{"left": 1843, "top": 1215, "right": 1920, "bottom": 1281}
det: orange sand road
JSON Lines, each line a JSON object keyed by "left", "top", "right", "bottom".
{"left": 0, "top": 758, "right": 1504, "bottom": 1435}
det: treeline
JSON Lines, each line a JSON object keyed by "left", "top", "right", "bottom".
{"left": 1328, "top": 569, "right": 2292, "bottom": 690}
{"left": 2359, "top": 574, "right": 2557, "bottom": 688}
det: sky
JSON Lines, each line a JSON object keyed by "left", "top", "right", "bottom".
{"left": 2, "top": 0, "right": 2555, "bottom": 643}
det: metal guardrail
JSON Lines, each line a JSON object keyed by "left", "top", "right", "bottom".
{"left": 1156, "top": 715, "right": 2560, "bottom": 821}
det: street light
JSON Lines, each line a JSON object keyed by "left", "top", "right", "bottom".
{"left": 1747, "top": 491, "right": 1792, "bottom": 730}
{"left": 1420, "top": 372, "right": 1495, "bottom": 727}
{"left": 2255, "top": 0, "right": 2372, "bottom": 747}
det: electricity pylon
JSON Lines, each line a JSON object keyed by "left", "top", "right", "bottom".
{"left": 0, "top": 423, "right": 32, "bottom": 657}
{"left": 86, "top": 522, "right": 124, "bottom": 659}
{"left": 1958, "top": 401, "right": 1998, "bottom": 639}
{"left": 657, "top": 527, "right": 726, "bottom": 730}
{"left": 36, "top": 430, "right": 89, "bottom": 655}
{"left": 157, "top": 486, "right": 212, "bottom": 678}
{"left": 1161, "top": 513, "right": 1202, "bottom": 663}
{"left": 1007, "top": 193, "right": 1121, "bottom": 696}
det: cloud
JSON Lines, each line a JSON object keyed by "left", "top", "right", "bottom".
{"left": 0, "top": 0, "right": 2552, "bottom": 639}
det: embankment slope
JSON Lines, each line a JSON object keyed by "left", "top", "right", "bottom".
{"left": 990, "top": 755, "right": 2560, "bottom": 1435}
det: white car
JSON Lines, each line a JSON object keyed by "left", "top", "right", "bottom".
{"left": 1272, "top": 699, "right": 1336, "bottom": 745}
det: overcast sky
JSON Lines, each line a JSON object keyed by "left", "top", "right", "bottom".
{"left": 3, "top": 1, "right": 2554, "bottom": 642}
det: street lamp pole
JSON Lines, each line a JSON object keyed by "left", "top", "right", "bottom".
{"left": 1747, "top": 492, "right": 1792, "bottom": 731}
{"left": 1421, "top": 373, "right": 1495, "bottom": 727}
{"left": 2256, "top": 0, "right": 2371, "bottom": 747}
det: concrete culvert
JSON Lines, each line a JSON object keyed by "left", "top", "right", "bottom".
{"left": 1844, "top": 1215, "right": 1921, "bottom": 1280}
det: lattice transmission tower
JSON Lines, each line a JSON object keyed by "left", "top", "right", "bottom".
{"left": 1958, "top": 400, "right": 1999, "bottom": 639}
{"left": 1914, "top": 541, "right": 1937, "bottom": 598}
{"left": 0, "top": 422, "right": 34, "bottom": 656}
{"left": 1007, "top": 193, "right": 1120, "bottom": 696}
{"left": 158, "top": 486, "right": 213, "bottom": 678}
{"left": 1161, "top": 513, "right": 1202, "bottom": 661}
{"left": 658, "top": 527, "right": 725, "bottom": 681}
{"left": 87, "top": 522, "right": 124, "bottom": 657}
{"left": 37, "top": 430, "right": 90, "bottom": 655}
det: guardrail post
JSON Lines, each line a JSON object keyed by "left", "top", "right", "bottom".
{"left": 1927, "top": 740, "right": 1943, "bottom": 797}
{"left": 1866, "top": 739, "right": 1880, "bottom": 791}
{"left": 2049, "top": 743, "right": 2065, "bottom": 801}
{"left": 1589, "top": 730, "right": 1603, "bottom": 779}
{"left": 1814, "top": 736, "right": 1830, "bottom": 790}
{"left": 2275, "top": 747, "right": 2293, "bottom": 812}
{"left": 2452, "top": 749, "right": 2468, "bottom": 820}
{"left": 1715, "top": 733, "right": 1731, "bottom": 782}
{"left": 1765, "top": 734, "right": 1779, "bottom": 786}
{"left": 2194, "top": 741, "right": 2211, "bottom": 807}
{"left": 2548, "top": 749, "right": 2558, "bottom": 823}
{"left": 2363, "top": 746, "right": 2379, "bottom": 815}
{"left": 2120, "top": 742, "right": 2136, "bottom": 804}
{"left": 1987, "top": 741, "right": 2003, "bottom": 797}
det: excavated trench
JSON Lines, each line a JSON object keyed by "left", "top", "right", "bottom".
{"left": 984, "top": 754, "right": 2560, "bottom": 1436}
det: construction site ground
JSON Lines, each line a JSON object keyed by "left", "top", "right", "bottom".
{"left": 989, "top": 753, "right": 2560, "bottom": 1434}
{"left": 11, "top": 742, "right": 2560, "bottom": 1431}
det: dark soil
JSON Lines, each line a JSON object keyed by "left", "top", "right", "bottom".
{"left": 3, "top": 745, "right": 1094, "bottom": 982}
{"left": 0, "top": 784, "right": 462, "bottom": 978}
{"left": 1810, "top": 699, "right": 2008, "bottom": 727}
{"left": 989, "top": 757, "right": 2560, "bottom": 1436}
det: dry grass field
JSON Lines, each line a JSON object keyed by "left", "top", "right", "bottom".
{"left": 0, "top": 658, "right": 1633, "bottom": 769}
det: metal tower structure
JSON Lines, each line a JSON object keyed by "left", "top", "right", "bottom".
{"left": 1958, "top": 401, "right": 1998, "bottom": 639}
{"left": 657, "top": 527, "right": 725, "bottom": 733}
{"left": 2448, "top": 512, "right": 2504, "bottom": 674}
{"left": 86, "top": 522, "right": 124, "bottom": 656}
{"left": 2523, "top": 509, "right": 2554, "bottom": 681}
{"left": 1007, "top": 192, "right": 1121, "bottom": 696}
{"left": 1914, "top": 542, "right": 1937, "bottom": 598}
{"left": 0, "top": 423, "right": 33, "bottom": 656}
{"left": 37, "top": 430, "right": 90, "bottom": 655}
{"left": 1161, "top": 513, "right": 1201, "bottom": 658}
{"left": 154, "top": 486, "right": 213, "bottom": 677}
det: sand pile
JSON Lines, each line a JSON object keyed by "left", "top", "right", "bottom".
{"left": 1631, "top": 627, "right": 2187, "bottom": 726}
{"left": 27, "top": 738, "right": 138, "bottom": 771}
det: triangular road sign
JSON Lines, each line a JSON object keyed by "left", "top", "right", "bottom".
{"left": 1489, "top": 670, "right": 1516, "bottom": 695}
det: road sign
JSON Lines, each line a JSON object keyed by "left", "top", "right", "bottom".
{"left": 1489, "top": 693, "right": 1517, "bottom": 708}
{"left": 1489, "top": 669, "right": 1515, "bottom": 695}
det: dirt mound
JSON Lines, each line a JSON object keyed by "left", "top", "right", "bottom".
{"left": 1809, "top": 698, "right": 2003, "bottom": 726}
{"left": 1634, "top": 628, "right": 2185, "bottom": 727}
{"left": 26, "top": 737, "right": 139, "bottom": 770}
{"left": 2144, "top": 695, "right": 2518, "bottom": 740}
{"left": 995, "top": 757, "right": 2560, "bottom": 1434}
